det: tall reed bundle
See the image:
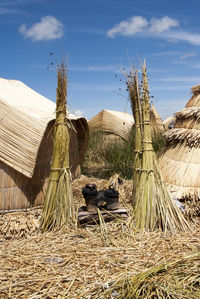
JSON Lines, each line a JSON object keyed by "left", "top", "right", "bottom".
{"left": 40, "top": 64, "right": 75, "bottom": 230}
{"left": 128, "top": 61, "right": 189, "bottom": 232}
{"left": 128, "top": 71, "right": 143, "bottom": 205}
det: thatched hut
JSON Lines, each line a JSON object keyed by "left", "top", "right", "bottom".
{"left": 159, "top": 84, "right": 200, "bottom": 200}
{"left": 88, "top": 110, "right": 134, "bottom": 145}
{"left": 88, "top": 107, "right": 165, "bottom": 146}
{"left": 150, "top": 104, "right": 165, "bottom": 135}
{"left": 0, "top": 78, "right": 88, "bottom": 210}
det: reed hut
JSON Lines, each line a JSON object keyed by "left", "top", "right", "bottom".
{"left": 0, "top": 78, "right": 88, "bottom": 211}
{"left": 88, "top": 107, "right": 165, "bottom": 146}
{"left": 159, "top": 84, "right": 200, "bottom": 200}
{"left": 150, "top": 104, "right": 165, "bottom": 135}
{"left": 88, "top": 110, "right": 134, "bottom": 145}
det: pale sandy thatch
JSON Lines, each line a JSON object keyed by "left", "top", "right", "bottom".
{"left": 88, "top": 109, "right": 134, "bottom": 144}
{"left": 88, "top": 107, "right": 164, "bottom": 146}
{"left": 159, "top": 84, "right": 200, "bottom": 199}
{"left": 0, "top": 78, "right": 89, "bottom": 210}
{"left": 149, "top": 104, "right": 165, "bottom": 135}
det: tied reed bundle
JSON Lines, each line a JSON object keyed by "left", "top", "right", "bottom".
{"left": 128, "top": 61, "right": 189, "bottom": 232}
{"left": 40, "top": 64, "right": 75, "bottom": 230}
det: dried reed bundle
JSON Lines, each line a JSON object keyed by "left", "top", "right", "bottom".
{"left": 96, "top": 252, "right": 200, "bottom": 299}
{"left": 128, "top": 71, "right": 143, "bottom": 206}
{"left": 40, "top": 64, "right": 75, "bottom": 230}
{"left": 128, "top": 61, "right": 189, "bottom": 232}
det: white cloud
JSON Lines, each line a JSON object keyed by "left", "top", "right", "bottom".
{"left": 149, "top": 16, "right": 179, "bottom": 33}
{"left": 107, "top": 15, "right": 200, "bottom": 46}
{"left": 107, "top": 15, "right": 178, "bottom": 38}
{"left": 107, "top": 16, "right": 148, "bottom": 38}
{"left": 19, "top": 15, "right": 64, "bottom": 41}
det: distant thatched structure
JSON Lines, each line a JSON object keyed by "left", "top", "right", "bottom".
{"left": 0, "top": 78, "right": 88, "bottom": 210}
{"left": 88, "top": 110, "right": 134, "bottom": 144}
{"left": 149, "top": 104, "right": 165, "bottom": 136}
{"left": 159, "top": 84, "right": 200, "bottom": 200}
{"left": 88, "top": 107, "right": 165, "bottom": 146}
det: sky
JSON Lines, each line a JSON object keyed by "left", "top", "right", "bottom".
{"left": 1, "top": 0, "right": 200, "bottom": 120}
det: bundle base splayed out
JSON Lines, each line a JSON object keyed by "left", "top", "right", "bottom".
{"left": 40, "top": 63, "right": 75, "bottom": 231}
{"left": 127, "top": 61, "right": 189, "bottom": 232}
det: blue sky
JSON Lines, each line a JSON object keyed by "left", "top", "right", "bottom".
{"left": 1, "top": 0, "right": 200, "bottom": 120}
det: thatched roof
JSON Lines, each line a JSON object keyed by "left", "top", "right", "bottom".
{"left": 186, "top": 84, "right": 200, "bottom": 107}
{"left": 159, "top": 84, "right": 200, "bottom": 199}
{"left": 88, "top": 106, "right": 165, "bottom": 141}
{"left": 88, "top": 110, "right": 134, "bottom": 141}
{"left": 0, "top": 78, "right": 88, "bottom": 178}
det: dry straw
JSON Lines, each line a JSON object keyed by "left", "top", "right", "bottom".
{"left": 40, "top": 63, "right": 75, "bottom": 230}
{"left": 0, "top": 175, "right": 199, "bottom": 298}
{"left": 95, "top": 252, "right": 200, "bottom": 298}
{"left": 127, "top": 61, "right": 189, "bottom": 232}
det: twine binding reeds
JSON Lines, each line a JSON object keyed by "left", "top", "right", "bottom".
{"left": 127, "top": 61, "right": 190, "bottom": 232}
{"left": 40, "top": 63, "right": 75, "bottom": 231}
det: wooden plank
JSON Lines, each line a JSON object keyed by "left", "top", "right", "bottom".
{"left": 78, "top": 206, "right": 128, "bottom": 226}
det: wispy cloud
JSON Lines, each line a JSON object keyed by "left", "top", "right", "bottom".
{"left": 0, "top": 0, "right": 43, "bottom": 6}
{"left": 151, "top": 50, "right": 180, "bottom": 57}
{"left": 19, "top": 15, "right": 64, "bottom": 41}
{"left": 107, "top": 15, "right": 200, "bottom": 46}
{"left": 70, "top": 64, "right": 121, "bottom": 73}
{"left": 0, "top": 8, "right": 20, "bottom": 14}
{"left": 70, "top": 82, "right": 123, "bottom": 92}
{"left": 179, "top": 52, "right": 196, "bottom": 60}
{"left": 155, "top": 76, "right": 200, "bottom": 82}
{"left": 164, "top": 31, "right": 200, "bottom": 46}
{"left": 151, "top": 85, "right": 190, "bottom": 91}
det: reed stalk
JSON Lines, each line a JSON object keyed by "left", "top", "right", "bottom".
{"left": 40, "top": 64, "right": 75, "bottom": 230}
{"left": 128, "top": 61, "right": 189, "bottom": 232}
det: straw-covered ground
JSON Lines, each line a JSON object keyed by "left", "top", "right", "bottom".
{"left": 0, "top": 175, "right": 199, "bottom": 298}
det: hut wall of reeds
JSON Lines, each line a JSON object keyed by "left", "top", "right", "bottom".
{"left": 159, "top": 84, "right": 200, "bottom": 200}
{"left": 0, "top": 78, "right": 88, "bottom": 210}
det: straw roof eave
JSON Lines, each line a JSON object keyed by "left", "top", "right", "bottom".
{"left": 175, "top": 106, "right": 200, "bottom": 121}
{"left": 164, "top": 128, "right": 200, "bottom": 147}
